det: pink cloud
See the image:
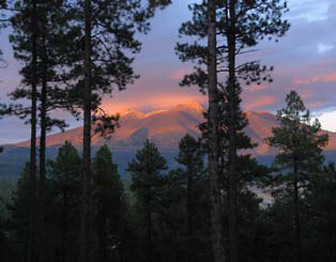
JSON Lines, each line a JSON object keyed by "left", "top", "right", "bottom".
{"left": 293, "top": 72, "right": 336, "bottom": 85}
{"left": 246, "top": 96, "right": 276, "bottom": 111}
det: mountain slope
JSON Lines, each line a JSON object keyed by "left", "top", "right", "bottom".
{"left": 1, "top": 102, "right": 336, "bottom": 177}
{"left": 14, "top": 102, "right": 336, "bottom": 155}
{"left": 15, "top": 102, "right": 205, "bottom": 152}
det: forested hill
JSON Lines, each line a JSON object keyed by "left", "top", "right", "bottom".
{"left": 1, "top": 102, "right": 336, "bottom": 177}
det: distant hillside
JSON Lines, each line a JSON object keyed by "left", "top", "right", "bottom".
{"left": 1, "top": 102, "right": 336, "bottom": 177}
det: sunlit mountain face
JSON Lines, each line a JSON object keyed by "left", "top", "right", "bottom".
{"left": 1, "top": 102, "right": 336, "bottom": 177}
{"left": 11, "top": 102, "right": 336, "bottom": 154}
{"left": 13, "top": 102, "right": 205, "bottom": 151}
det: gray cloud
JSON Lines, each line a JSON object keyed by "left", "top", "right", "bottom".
{"left": 241, "top": 0, "right": 336, "bottom": 113}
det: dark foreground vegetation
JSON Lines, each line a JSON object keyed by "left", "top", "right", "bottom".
{"left": 0, "top": 0, "right": 335, "bottom": 262}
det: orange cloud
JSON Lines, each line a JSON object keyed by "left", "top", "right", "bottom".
{"left": 246, "top": 96, "right": 276, "bottom": 111}
{"left": 293, "top": 72, "right": 336, "bottom": 85}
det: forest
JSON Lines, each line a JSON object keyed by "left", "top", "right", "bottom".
{"left": 0, "top": 0, "right": 335, "bottom": 262}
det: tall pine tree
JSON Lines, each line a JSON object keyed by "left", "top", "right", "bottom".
{"left": 266, "top": 91, "right": 328, "bottom": 262}
{"left": 6, "top": 2, "right": 80, "bottom": 259}
{"left": 92, "top": 145, "right": 125, "bottom": 262}
{"left": 8, "top": 1, "right": 39, "bottom": 260}
{"left": 128, "top": 140, "right": 167, "bottom": 262}
{"left": 175, "top": 134, "right": 209, "bottom": 262}
{"left": 6, "top": 163, "right": 33, "bottom": 262}
{"left": 304, "top": 163, "right": 336, "bottom": 262}
{"left": 63, "top": 2, "right": 171, "bottom": 260}
{"left": 176, "top": 1, "right": 289, "bottom": 261}
{"left": 48, "top": 141, "right": 82, "bottom": 262}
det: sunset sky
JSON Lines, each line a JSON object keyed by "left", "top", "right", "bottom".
{"left": 0, "top": 0, "right": 335, "bottom": 144}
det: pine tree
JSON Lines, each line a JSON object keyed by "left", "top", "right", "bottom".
{"left": 7, "top": 1, "right": 39, "bottom": 260}
{"left": 6, "top": 2, "right": 80, "bottom": 259}
{"left": 176, "top": 1, "right": 289, "bottom": 261}
{"left": 175, "top": 134, "right": 209, "bottom": 262}
{"left": 304, "top": 163, "right": 336, "bottom": 262}
{"left": 142, "top": 134, "right": 211, "bottom": 262}
{"left": 65, "top": 2, "right": 171, "bottom": 260}
{"left": 176, "top": 134, "right": 204, "bottom": 259}
{"left": 7, "top": 0, "right": 79, "bottom": 185}
{"left": 92, "top": 145, "right": 125, "bottom": 262}
{"left": 207, "top": 2, "right": 225, "bottom": 260}
{"left": 6, "top": 163, "right": 34, "bottom": 262}
{"left": 266, "top": 91, "right": 328, "bottom": 262}
{"left": 38, "top": 3, "right": 79, "bottom": 260}
{"left": 128, "top": 140, "right": 167, "bottom": 262}
{"left": 80, "top": 2, "right": 92, "bottom": 259}
{"left": 48, "top": 141, "right": 81, "bottom": 262}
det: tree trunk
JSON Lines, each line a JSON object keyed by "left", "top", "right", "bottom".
{"left": 38, "top": 24, "right": 48, "bottom": 262}
{"left": 207, "top": 1, "right": 225, "bottom": 262}
{"left": 27, "top": 1, "right": 38, "bottom": 261}
{"left": 79, "top": 0, "right": 92, "bottom": 261}
{"left": 227, "top": 1, "right": 238, "bottom": 262}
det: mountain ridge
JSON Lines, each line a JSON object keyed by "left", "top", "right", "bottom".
{"left": 1, "top": 102, "right": 335, "bottom": 177}
{"left": 7, "top": 102, "right": 336, "bottom": 155}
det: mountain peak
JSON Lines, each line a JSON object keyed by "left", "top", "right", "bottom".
{"left": 118, "top": 102, "right": 205, "bottom": 120}
{"left": 120, "top": 109, "right": 145, "bottom": 119}
{"left": 172, "top": 102, "right": 205, "bottom": 112}
{"left": 8, "top": 103, "right": 336, "bottom": 156}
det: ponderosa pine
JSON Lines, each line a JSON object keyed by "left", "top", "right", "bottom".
{"left": 70, "top": 1, "right": 171, "bottom": 260}
{"left": 8, "top": 1, "right": 39, "bottom": 260}
{"left": 92, "top": 145, "right": 125, "bottom": 262}
{"left": 175, "top": 134, "right": 206, "bottom": 262}
{"left": 266, "top": 91, "right": 328, "bottom": 262}
{"left": 177, "top": 1, "right": 289, "bottom": 261}
{"left": 128, "top": 140, "right": 167, "bottom": 262}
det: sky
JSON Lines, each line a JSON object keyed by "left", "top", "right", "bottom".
{"left": 0, "top": 0, "right": 335, "bottom": 144}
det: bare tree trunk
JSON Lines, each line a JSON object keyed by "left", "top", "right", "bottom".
{"left": 27, "top": 1, "right": 37, "bottom": 261}
{"left": 207, "top": 1, "right": 225, "bottom": 262}
{"left": 38, "top": 24, "right": 48, "bottom": 262}
{"left": 79, "top": 0, "right": 92, "bottom": 261}
{"left": 227, "top": 1, "right": 238, "bottom": 262}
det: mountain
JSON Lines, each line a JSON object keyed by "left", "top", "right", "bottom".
{"left": 15, "top": 102, "right": 204, "bottom": 152}
{"left": 1, "top": 102, "right": 336, "bottom": 177}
